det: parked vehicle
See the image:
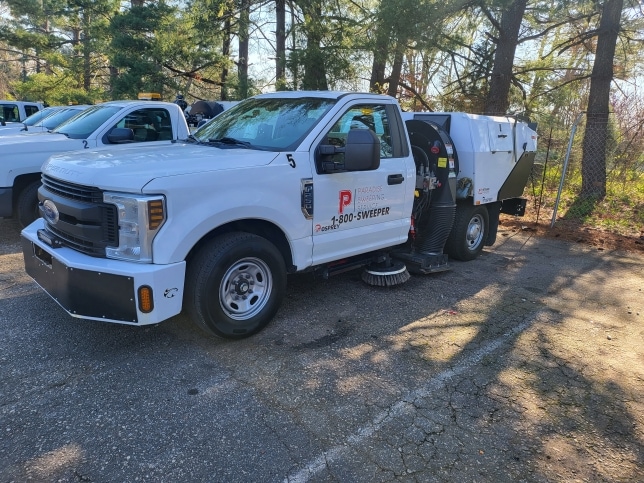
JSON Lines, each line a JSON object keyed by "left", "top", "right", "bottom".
{"left": 0, "top": 100, "right": 44, "bottom": 124}
{"left": 22, "top": 91, "right": 537, "bottom": 339}
{"left": 0, "top": 106, "right": 63, "bottom": 135}
{"left": 0, "top": 105, "right": 89, "bottom": 136}
{"left": 1, "top": 100, "right": 191, "bottom": 227}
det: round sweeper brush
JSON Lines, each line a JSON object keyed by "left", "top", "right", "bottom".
{"left": 361, "top": 260, "right": 411, "bottom": 287}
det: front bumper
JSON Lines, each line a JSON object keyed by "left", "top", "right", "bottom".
{"left": 21, "top": 219, "right": 186, "bottom": 325}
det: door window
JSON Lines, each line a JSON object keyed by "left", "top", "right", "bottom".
{"left": 1, "top": 105, "right": 19, "bottom": 122}
{"left": 115, "top": 108, "right": 172, "bottom": 142}
{"left": 324, "top": 104, "right": 393, "bottom": 162}
{"left": 25, "top": 105, "right": 40, "bottom": 117}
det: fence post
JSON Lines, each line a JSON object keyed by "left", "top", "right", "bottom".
{"left": 551, "top": 112, "right": 585, "bottom": 228}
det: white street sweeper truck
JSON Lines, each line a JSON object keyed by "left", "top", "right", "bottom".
{"left": 22, "top": 91, "right": 537, "bottom": 339}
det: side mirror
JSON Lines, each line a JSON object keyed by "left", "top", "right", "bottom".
{"left": 344, "top": 129, "right": 381, "bottom": 171}
{"left": 317, "top": 128, "right": 380, "bottom": 173}
{"left": 107, "top": 127, "right": 135, "bottom": 144}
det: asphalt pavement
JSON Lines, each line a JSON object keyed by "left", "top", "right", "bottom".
{"left": 1, "top": 217, "right": 642, "bottom": 482}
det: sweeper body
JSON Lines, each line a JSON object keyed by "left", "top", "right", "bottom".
{"left": 22, "top": 91, "right": 537, "bottom": 339}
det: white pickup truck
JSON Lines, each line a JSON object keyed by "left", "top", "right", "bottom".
{"left": 22, "top": 91, "right": 537, "bottom": 339}
{"left": 0, "top": 105, "right": 87, "bottom": 136}
{"left": 0, "top": 100, "right": 43, "bottom": 124}
{"left": 1, "top": 100, "right": 191, "bottom": 227}
{"left": 0, "top": 106, "right": 63, "bottom": 136}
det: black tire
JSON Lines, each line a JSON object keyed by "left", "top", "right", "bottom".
{"left": 445, "top": 204, "right": 489, "bottom": 261}
{"left": 184, "top": 232, "right": 287, "bottom": 339}
{"left": 16, "top": 181, "right": 41, "bottom": 228}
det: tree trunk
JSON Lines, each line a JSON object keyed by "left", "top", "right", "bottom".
{"left": 290, "top": 4, "right": 298, "bottom": 88}
{"left": 483, "top": 0, "right": 528, "bottom": 115}
{"left": 221, "top": 13, "right": 231, "bottom": 100}
{"left": 387, "top": 42, "right": 404, "bottom": 98}
{"left": 580, "top": 0, "right": 623, "bottom": 199}
{"left": 369, "top": 23, "right": 389, "bottom": 93}
{"left": 275, "top": 0, "right": 287, "bottom": 90}
{"left": 238, "top": 0, "right": 250, "bottom": 98}
{"left": 38, "top": 17, "right": 53, "bottom": 74}
{"left": 83, "top": 10, "right": 91, "bottom": 91}
{"left": 71, "top": 27, "right": 82, "bottom": 89}
{"left": 109, "top": 66, "right": 118, "bottom": 99}
{"left": 301, "top": 1, "right": 327, "bottom": 90}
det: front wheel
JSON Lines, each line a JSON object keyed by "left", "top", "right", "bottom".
{"left": 445, "top": 204, "right": 489, "bottom": 261}
{"left": 184, "top": 232, "right": 287, "bottom": 339}
{"left": 16, "top": 181, "right": 41, "bottom": 228}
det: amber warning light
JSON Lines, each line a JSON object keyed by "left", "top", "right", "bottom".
{"left": 138, "top": 285, "right": 154, "bottom": 313}
{"left": 148, "top": 199, "right": 164, "bottom": 230}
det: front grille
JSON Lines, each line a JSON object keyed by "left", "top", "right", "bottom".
{"left": 40, "top": 175, "right": 118, "bottom": 257}
{"left": 45, "top": 210, "right": 118, "bottom": 256}
{"left": 42, "top": 174, "right": 104, "bottom": 203}
{"left": 47, "top": 224, "right": 95, "bottom": 251}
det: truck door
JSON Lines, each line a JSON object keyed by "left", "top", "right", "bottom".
{"left": 310, "top": 103, "right": 411, "bottom": 264}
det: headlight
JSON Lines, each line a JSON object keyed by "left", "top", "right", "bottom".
{"left": 103, "top": 192, "right": 166, "bottom": 262}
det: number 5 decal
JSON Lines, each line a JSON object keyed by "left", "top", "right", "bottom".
{"left": 287, "top": 154, "right": 296, "bottom": 168}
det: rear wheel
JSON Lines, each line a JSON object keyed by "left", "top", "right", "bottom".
{"left": 445, "top": 204, "right": 489, "bottom": 261}
{"left": 16, "top": 181, "right": 41, "bottom": 228}
{"left": 184, "top": 232, "right": 287, "bottom": 339}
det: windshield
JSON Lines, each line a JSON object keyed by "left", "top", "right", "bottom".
{"left": 41, "top": 108, "right": 88, "bottom": 130}
{"left": 193, "top": 97, "right": 335, "bottom": 151}
{"left": 54, "top": 105, "right": 122, "bottom": 139}
{"left": 23, "top": 107, "right": 59, "bottom": 126}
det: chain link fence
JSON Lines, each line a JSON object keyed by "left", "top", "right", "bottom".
{"left": 524, "top": 111, "right": 644, "bottom": 239}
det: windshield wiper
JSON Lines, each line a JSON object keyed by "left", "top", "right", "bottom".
{"left": 184, "top": 134, "right": 202, "bottom": 144}
{"left": 207, "top": 137, "right": 252, "bottom": 148}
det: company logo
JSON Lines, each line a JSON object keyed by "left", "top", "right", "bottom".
{"left": 339, "top": 190, "right": 352, "bottom": 214}
{"left": 315, "top": 223, "right": 339, "bottom": 232}
{"left": 42, "top": 200, "right": 60, "bottom": 224}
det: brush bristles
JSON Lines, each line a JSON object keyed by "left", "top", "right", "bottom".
{"left": 361, "top": 266, "right": 411, "bottom": 287}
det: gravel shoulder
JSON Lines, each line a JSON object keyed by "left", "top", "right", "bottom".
{"left": 1, "top": 217, "right": 642, "bottom": 482}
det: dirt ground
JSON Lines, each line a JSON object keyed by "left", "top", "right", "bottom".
{"left": 500, "top": 215, "right": 644, "bottom": 254}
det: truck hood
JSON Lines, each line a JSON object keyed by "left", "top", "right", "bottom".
{"left": 0, "top": 132, "right": 79, "bottom": 150}
{"left": 42, "top": 142, "right": 281, "bottom": 192}
{"left": 0, "top": 125, "right": 47, "bottom": 136}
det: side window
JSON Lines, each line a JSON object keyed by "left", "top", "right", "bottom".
{"left": 114, "top": 108, "right": 171, "bottom": 143}
{"left": 325, "top": 104, "right": 393, "bottom": 159}
{"left": 2, "top": 105, "right": 19, "bottom": 122}
{"left": 25, "top": 105, "right": 40, "bottom": 117}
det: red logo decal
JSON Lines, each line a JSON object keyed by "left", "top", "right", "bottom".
{"left": 339, "top": 190, "right": 352, "bottom": 214}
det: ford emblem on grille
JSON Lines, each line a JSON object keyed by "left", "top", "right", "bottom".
{"left": 42, "top": 199, "right": 60, "bottom": 224}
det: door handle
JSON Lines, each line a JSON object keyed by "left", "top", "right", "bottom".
{"left": 388, "top": 174, "right": 404, "bottom": 185}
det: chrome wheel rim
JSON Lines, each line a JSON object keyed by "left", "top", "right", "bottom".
{"left": 466, "top": 214, "right": 485, "bottom": 251}
{"left": 219, "top": 257, "right": 272, "bottom": 321}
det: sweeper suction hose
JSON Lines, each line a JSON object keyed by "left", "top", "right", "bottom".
{"left": 406, "top": 119, "right": 458, "bottom": 255}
